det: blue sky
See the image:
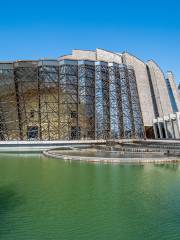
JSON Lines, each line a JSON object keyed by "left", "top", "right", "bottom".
{"left": 0, "top": 0, "right": 179, "bottom": 84}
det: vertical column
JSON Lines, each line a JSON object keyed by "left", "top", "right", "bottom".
{"left": 153, "top": 120, "right": 158, "bottom": 139}
{"left": 115, "top": 64, "right": 124, "bottom": 139}
{"left": 170, "top": 114, "right": 179, "bottom": 139}
{"left": 78, "top": 60, "right": 95, "bottom": 139}
{"left": 175, "top": 112, "right": 180, "bottom": 138}
{"left": 59, "top": 60, "right": 78, "bottom": 140}
{"left": 0, "top": 63, "right": 19, "bottom": 140}
{"left": 14, "top": 61, "right": 38, "bottom": 140}
{"left": 167, "top": 72, "right": 180, "bottom": 112}
{"left": 119, "top": 64, "right": 134, "bottom": 139}
{"left": 169, "top": 114, "right": 176, "bottom": 139}
{"left": 128, "top": 66, "right": 145, "bottom": 139}
{"left": 95, "top": 62, "right": 110, "bottom": 139}
{"left": 157, "top": 118, "right": 163, "bottom": 139}
{"left": 108, "top": 63, "right": 121, "bottom": 139}
{"left": 38, "top": 60, "right": 59, "bottom": 140}
{"left": 163, "top": 116, "right": 168, "bottom": 139}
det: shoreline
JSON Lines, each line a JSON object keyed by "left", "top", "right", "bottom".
{"left": 43, "top": 150, "right": 180, "bottom": 164}
{"left": 0, "top": 139, "right": 180, "bottom": 164}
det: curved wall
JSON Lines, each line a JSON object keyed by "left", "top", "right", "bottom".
{"left": 147, "top": 60, "right": 173, "bottom": 116}
{"left": 0, "top": 48, "right": 176, "bottom": 140}
{"left": 122, "top": 53, "right": 155, "bottom": 127}
{"left": 0, "top": 59, "right": 145, "bottom": 140}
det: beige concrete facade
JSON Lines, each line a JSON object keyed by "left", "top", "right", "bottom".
{"left": 167, "top": 71, "right": 180, "bottom": 111}
{"left": 72, "top": 50, "right": 97, "bottom": 61}
{"left": 96, "top": 49, "right": 122, "bottom": 64}
{"left": 122, "top": 53, "right": 155, "bottom": 127}
{"left": 59, "top": 48, "right": 178, "bottom": 132}
{"left": 60, "top": 49, "right": 123, "bottom": 64}
{"left": 153, "top": 112, "right": 180, "bottom": 139}
{"left": 147, "top": 60, "right": 173, "bottom": 117}
{"left": 59, "top": 50, "right": 96, "bottom": 61}
{"left": 5, "top": 47, "right": 175, "bottom": 141}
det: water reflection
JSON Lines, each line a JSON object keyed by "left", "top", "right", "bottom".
{"left": 0, "top": 155, "right": 180, "bottom": 240}
{"left": 154, "top": 163, "right": 180, "bottom": 171}
{"left": 0, "top": 185, "right": 23, "bottom": 237}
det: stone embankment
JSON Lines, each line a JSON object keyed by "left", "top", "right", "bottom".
{"left": 43, "top": 140, "right": 180, "bottom": 164}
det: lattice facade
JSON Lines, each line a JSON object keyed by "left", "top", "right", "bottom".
{"left": 0, "top": 59, "right": 145, "bottom": 140}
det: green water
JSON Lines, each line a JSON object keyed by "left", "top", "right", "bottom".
{"left": 0, "top": 154, "right": 180, "bottom": 240}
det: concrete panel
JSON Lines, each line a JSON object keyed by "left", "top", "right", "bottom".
{"left": 167, "top": 71, "right": 180, "bottom": 111}
{"left": 72, "top": 50, "right": 96, "bottom": 61}
{"left": 147, "top": 60, "right": 173, "bottom": 116}
{"left": 96, "top": 49, "right": 122, "bottom": 64}
{"left": 122, "top": 53, "right": 155, "bottom": 127}
{"left": 59, "top": 55, "right": 78, "bottom": 60}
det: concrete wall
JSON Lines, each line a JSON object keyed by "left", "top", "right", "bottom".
{"left": 167, "top": 71, "right": 180, "bottom": 111}
{"left": 153, "top": 112, "right": 180, "bottom": 139}
{"left": 72, "top": 50, "right": 97, "bottom": 61}
{"left": 122, "top": 53, "right": 155, "bottom": 127}
{"left": 59, "top": 49, "right": 123, "bottom": 64}
{"left": 59, "top": 50, "right": 96, "bottom": 61}
{"left": 147, "top": 60, "right": 173, "bottom": 116}
{"left": 1, "top": 49, "right": 177, "bottom": 138}
{"left": 96, "top": 49, "right": 122, "bottom": 64}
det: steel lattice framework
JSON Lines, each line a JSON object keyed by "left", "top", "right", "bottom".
{"left": 95, "top": 62, "right": 110, "bottom": 139}
{"left": 128, "top": 67, "right": 145, "bottom": 138}
{"left": 59, "top": 61, "right": 79, "bottom": 139}
{"left": 78, "top": 61, "right": 95, "bottom": 139}
{"left": 0, "top": 60, "right": 145, "bottom": 141}
{"left": 14, "top": 61, "right": 39, "bottom": 140}
{"left": 38, "top": 61, "right": 60, "bottom": 140}
{"left": 109, "top": 63, "right": 124, "bottom": 139}
{"left": 0, "top": 64, "right": 19, "bottom": 140}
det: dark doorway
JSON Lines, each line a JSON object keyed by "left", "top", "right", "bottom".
{"left": 160, "top": 123, "right": 166, "bottom": 138}
{"left": 27, "top": 126, "right": 38, "bottom": 140}
{"left": 155, "top": 124, "right": 160, "bottom": 138}
{"left": 71, "top": 126, "right": 80, "bottom": 140}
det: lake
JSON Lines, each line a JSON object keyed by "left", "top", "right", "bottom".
{"left": 0, "top": 154, "right": 180, "bottom": 240}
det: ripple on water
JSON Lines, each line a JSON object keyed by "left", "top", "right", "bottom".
{"left": 0, "top": 155, "right": 180, "bottom": 240}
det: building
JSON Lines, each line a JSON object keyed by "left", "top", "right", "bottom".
{"left": 153, "top": 112, "right": 180, "bottom": 139}
{"left": 0, "top": 49, "right": 179, "bottom": 141}
{"left": 166, "top": 72, "right": 180, "bottom": 112}
{"left": 178, "top": 83, "right": 180, "bottom": 96}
